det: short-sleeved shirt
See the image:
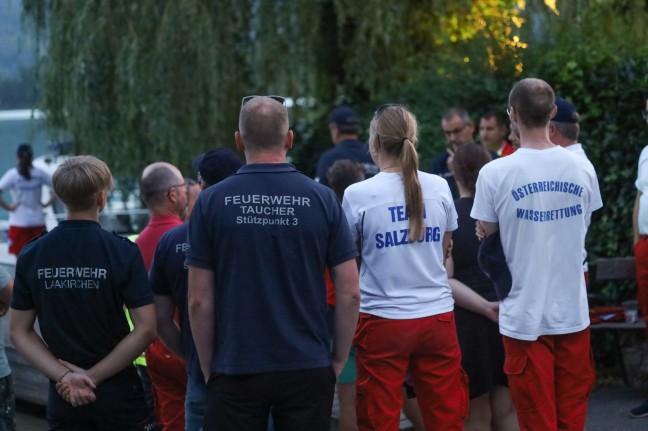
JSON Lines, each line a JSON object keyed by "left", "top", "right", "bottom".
{"left": 186, "top": 163, "right": 357, "bottom": 375}
{"left": 0, "top": 167, "right": 53, "bottom": 227}
{"left": 150, "top": 223, "right": 201, "bottom": 381}
{"left": 471, "top": 146, "right": 603, "bottom": 341}
{"left": 0, "top": 267, "right": 11, "bottom": 378}
{"left": 342, "top": 171, "right": 458, "bottom": 319}
{"left": 135, "top": 215, "right": 184, "bottom": 271}
{"left": 11, "top": 220, "right": 153, "bottom": 368}
{"left": 315, "top": 139, "right": 378, "bottom": 186}
{"left": 636, "top": 146, "right": 648, "bottom": 235}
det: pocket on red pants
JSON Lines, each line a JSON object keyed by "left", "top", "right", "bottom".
{"left": 503, "top": 355, "right": 538, "bottom": 413}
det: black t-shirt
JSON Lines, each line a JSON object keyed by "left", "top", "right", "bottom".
{"left": 11, "top": 219, "right": 153, "bottom": 368}
{"left": 451, "top": 198, "right": 497, "bottom": 301}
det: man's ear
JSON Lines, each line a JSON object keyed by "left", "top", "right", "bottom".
{"left": 97, "top": 189, "right": 108, "bottom": 212}
{"left": 235, "top": 131, "right": 245, "bottom": 151}
{"left": 285, "top": 130, "right": 294, "bottom": 150}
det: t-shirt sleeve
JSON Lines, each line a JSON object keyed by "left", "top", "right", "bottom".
{"left": 586, "top": 164, "right": 603, "bottom": 214}
{"left": 150, "top": 235, "right": 171, "bottom": 296}
{"left": 11, "top": 255, "right": 35, "bottom": 310}
{"left": 636, "top": 146, "right": 648, "bottom": 192}
{"left": 186, "top": 195, "right": 213, "bottom": 269}
{"left": 341, "top": 191, "right": 360, "bottom": 243}
{"left": 0, "top": 267, "right": 10, "bottom": 292}
{"left": 471, "top": 166, "right": 498, "bottom": 223}
{"left": 442, "top": 182, "right": 458, "bottom": 232}
{"left": 0, "top": 169, "right": 16, "bottom": 191}
{"left": 327, "top": 193, "right": 358, "bottom": 268}
{"left": 122, "top": 246, "right": 154, "bottom": 309}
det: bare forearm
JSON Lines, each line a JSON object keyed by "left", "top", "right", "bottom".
{"left": 188, "top": 267, "right": 216, "bottom": 380}
{"left": 331, "top": 260, "right": 360, "bottom": 368}
{"left": 157, "top": 321, "right": 184, "bottom": 360}
{"left": 634, "top": 192, "right": 641, "bottom": 245}
{"left": 11, "top": 328, "right": 69, "bottom": 382}
{"left": 88, "top": 305, "right": 156, "bottom": 384}
{"left": 450, "top": 278, "right": 490, "bottom": 316}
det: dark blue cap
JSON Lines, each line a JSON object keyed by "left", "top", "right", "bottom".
{"left": 478, "top": 230, "right": 512, "bottom": 300}
{"left": 553, "top": 97, "right": 579, "bottom": 123}
{"left": 192, "top": 148, "right": 242, "bottom": 186}
{"left": 328, "top": 106, "right": 359, "bottom": 133}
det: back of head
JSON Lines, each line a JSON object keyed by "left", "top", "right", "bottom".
{"left": 53, "top": 155, "right": 113, "bottom": 212}
{"left": 239, "top": 96, "right": 289, "bottom": 151}
{"left": 140, "top": 162, "right": 183, "bottom": 208}
{"left": 194, "top": 148, "right": 243, "bottom": 187}
{"left": 509, "top": 78, "right": 555, "bottom": 128}
{"left": 370, "top": 104, "right": 423, "bottom": 240}
{"left": 551, "top": 96, "right": 580, "bottom": 141}
{"left": 452, "top": 142, "right": 492, "bottom": 196}
{"left": 16, "top": 143, "right": 34, "bottom": 180}
{"left": 326, "top": 159, "right": 365, "bottom": 201}
{"left": 329, "top": 105, "right": 360, "bottom": 135}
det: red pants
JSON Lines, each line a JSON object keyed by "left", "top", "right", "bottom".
{"left": 146, "top": 338, "right": 187, "bottom": 431}
{"left": 503, "top": 328, "right": 595, "bottom": 431}
{"left": 635, "top": 238, "right": 648, "bottom": 342}
{"left": 354, "top": 311, "right": 468, "bottom": 431}
{"left": 8, "top": 225, "right": 45, "bottom": 255}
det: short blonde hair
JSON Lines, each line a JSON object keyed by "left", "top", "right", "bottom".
{"left": 53, "top": 156, "right": 113, "bottom": 211}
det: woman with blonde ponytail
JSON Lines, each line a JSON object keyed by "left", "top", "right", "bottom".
{"left": 342, "top": 104, "right": 467, "bottom": 431}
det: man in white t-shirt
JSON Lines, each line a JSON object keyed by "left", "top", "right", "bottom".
{"left": 471, "top": 78, "right": 602, "bottom": 430}
{"left": 630, "top": 97, "right": 648, "bottom": 418}
{"left": 549, "top": 96, "right": 593, "bottom": 285}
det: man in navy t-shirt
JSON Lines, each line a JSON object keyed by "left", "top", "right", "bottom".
{"left": 151, "top": 147, "right": 242, "bottom": 431}
{"left": 315, "top": 105, "right": 378, "bottom": 186}
{"left": 187, "top": 96, "right": 360, "bottom": 431}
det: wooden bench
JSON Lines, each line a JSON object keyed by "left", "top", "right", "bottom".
{"left": 590, "top": 257, "right": 644, "bottom": 385}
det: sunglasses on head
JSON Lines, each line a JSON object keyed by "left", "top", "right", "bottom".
{"left": 374, "top": 103, "right": 404, "bottom": 117}
{"left": 241, "top": 95, "right": 287, "bottom": 108}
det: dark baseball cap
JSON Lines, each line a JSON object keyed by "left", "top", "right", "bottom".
{"left": 478, "top": 230, "right": 512, "bottom": 301}
{"left": 192, "top": 148, "right": 243, "bottom": 186}
{"left": 553, "top": 96, "right": 579, "bottom": 123}
{"left": 329, "top": 106, "right": 359, "bottom": 133}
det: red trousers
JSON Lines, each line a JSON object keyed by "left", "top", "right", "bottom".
{"left": 8, "top": 225, "right": 45, "bottom": 255}
{"left": 635, "top": 238, "right": 648, "bottom": 342}
{"left": 146, "top": 338, "right": 187, "bottom": 431}
{"left": 503, "top": 328, "right": 595, "bottom": 431}
{"left": 354, "top": 311, "right": 468, "bottom": 431}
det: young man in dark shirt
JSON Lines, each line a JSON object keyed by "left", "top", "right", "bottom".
{"left": 10, "top": 155, "right": 157, "bottom": 430}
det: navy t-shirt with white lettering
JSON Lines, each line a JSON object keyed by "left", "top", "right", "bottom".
{"left": 150, "top": 223, "right": 201, "bottom": 381}
{"left": 187, "top": 163, "right": 357, "bottom": 375}
{"left": 11, "top": 220, "right": 153, "bottom": 368}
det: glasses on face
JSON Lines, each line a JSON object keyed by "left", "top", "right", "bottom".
{"left": 186, "top": 178, "right": 198, "bottom": 186}
{"left": 642, "top": 110, "right": 648, "bottom": 120}
{"left": 443, "top": 123, "right": 468, "bottom": 137}
{"left": 167, "top": 182, "right": 187, "bottom": 198}
{"left": 241, "top": 95, "right": 287, "bottom": 108}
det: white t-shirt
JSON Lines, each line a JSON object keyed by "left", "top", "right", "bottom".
{"left": 635, "top": 146, "right": 648, "bottom": 235}
{"left": 471, "top": 146, "right": 603, "bottom": 341}
{"left": 0, "top": 166, "right": 53, "bottom": 227}
{"left": 565, "top": 143, "right": 592, "bottom": 272}
{"left": 342, "top": 171, "right": 458, "bottom": 319}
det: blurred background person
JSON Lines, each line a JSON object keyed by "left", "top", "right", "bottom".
{"left": 446, "top": 142, "right": 519, "bottom": 431}
{"left": 479, "top": 109, "right": 514, "bottom": 157}
{"left": 0, "top": 143, "right": 55, "bottom": 256}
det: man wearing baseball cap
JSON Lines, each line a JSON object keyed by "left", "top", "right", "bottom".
{"left": 549, "top": 96, "right": 594, "bottom": 286}
{"left": 315, "top": 105, "right": 378, "bottom": 187}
